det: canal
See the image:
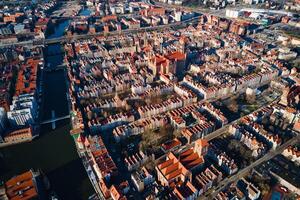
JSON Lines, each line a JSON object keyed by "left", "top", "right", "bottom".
{"left": 0, "top": 16, "right": 94, "bottom": 200}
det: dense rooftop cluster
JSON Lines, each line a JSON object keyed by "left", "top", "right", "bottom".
{"left": 0, "top": 0, "right": 299, "bottom": 199}
{"left": 0, "top": 1, "right": 57, "bottom": 45}
{"left": 0, "top": 46, "right": 42, "bottom": 143}
{"left": 66, "top": 10, "right": 300, "bottom": 200}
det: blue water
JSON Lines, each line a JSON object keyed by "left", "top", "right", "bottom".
{"left": 79, "top": 8, "right": 91, "bottom": 16}
{"left": 47, "top": 20, "right": 70, "bottom": 39}
{"left": 271, "top": 191, "right": 282, "bottom": 200}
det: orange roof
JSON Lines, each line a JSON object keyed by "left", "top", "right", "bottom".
{"left": 157, "top": 152, "right": 189, "bottom": 182}
{"left": 195, "top": 139, "right": 208, "bottom": 149}
{"left": 162, "top": 138, "right": 182, "bottom": 151}
{"left": 102, "top": 15, "right": 117, "bottom": 23}
{"left": 166, "top": 51, "right": 186, "bottom": 61}
{"left": 293, "top": 120, "right": 300, "bottom": 132}
{"left": 14, "top": 59, "right": 39, "bottom": 96}
{"left": 5, "top": 171, "right": 38, "bottom": 200}
{"left": 179, "top": 148, "right": 204, "bottom": 170}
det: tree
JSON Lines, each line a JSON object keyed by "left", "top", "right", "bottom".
{"left": 284, "top": 193, "right": 298, "bottom": 200}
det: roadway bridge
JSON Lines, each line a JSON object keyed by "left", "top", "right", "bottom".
{"left": 41, "top": 110, "right": 70, "bottom": 129}
{"left": 0, "top": 16, "right": 201, "bottom": 48}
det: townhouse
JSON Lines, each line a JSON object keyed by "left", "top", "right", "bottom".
{"left": 282, "top": 145, "right": 300, "bottom": 165}
{"left": 208, "top": 144, "right": 238, "bottom": 175}
{"left": 138, "top": 97, "right": 183, "bottom": 118}
{"left": 125, "top": 151, "right": 148, "bottom": 171}
{"left": 88, "top": 112, "right": 135, "bottom": 133}
{"left": 113, "top": 115, "right": 168, "bottom": 141}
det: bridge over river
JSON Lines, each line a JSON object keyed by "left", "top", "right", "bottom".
{"left": 41, "top": 110, "right": 70, "bottom": 129}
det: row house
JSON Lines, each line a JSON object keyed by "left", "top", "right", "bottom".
{"left": 237, "top": 73, "right": 262, "bottom": 92}
{"left": 131, "top": 167, "right": 155, "bottom": 192}
{"left": 249, "top": 123, "right": 282, "bottom": 150}
{"left": 205, "top": 72, "right": 235, "bottom": 85}
{"left": 243, "top": 42, "right": 265, "bottom": 56}
{"left": 174, "top": 84, "right": 195, "bottom": 98}
{"left": 110, "top": 182, "right": 129, "bottom": 200}
{"left": 141, "top": 7, "right": 166, "bottom": 17}
{"left": 109, "top": 46, "right": 138, "bottom": 56}
{"left": 88, "top": 112, "right": 135, "bottom": 133}
{"left": 168, "top": 102, "right": 202, "bottom": 117}
{"left": 84, "top": 135, "right": 118, "bottom": 181}
{"left": 124, "top": 151, "right": 148, "bottom": 171}
{"left": 100, "top": 112, "right": 135, "bottom": 130}
{"left": 3, "top": 127, "right": 34, "bottom": 143}
{"left": 182, "top": 76, "right": 208, "bottom": 98}
{"left": 170, "top": 115, "right": 186, "bottom": 129}
{"left": 180, "top": 95, "right": 196, "bottom": 107}
{"left": 182, "top": 122, "right": 215, "bottom": 144}
{"left": 282, "top": 145, "right": 300, "bottom": 165}
{"left": 193, "top": 165, "right": 223, "bottom": 196}
{"left": 201, "top": 102, "right": 228, "bottom": 126}
{"left": 191, "top": 111, "right": 208, "bottom": 125}
{"left": 173, "top": 181, "right": 198, "bottom": 200}
{"left": 168, "top": 103, "right": 203, "bottom": 129}
{"left": 272, "top": 104, "right": 298, "bottom": 124}
{"left": 113, "top": 115, "right": 168, "bottom": 142}
{"left": 208, "top": 144, "right": 238, "bottom": 175}
{"left": 237, "top": 178, "right": 261, "bottom": 200}
{"left": 78, "top": 81, "right": 114, "bottom": 99}
{"left": 131, "top": 83, "right": 151, "bottom": 94}
{"left": 141, "top": 83, "right": 174, "bottom": 98}
{"left": 121, "top": 18, "right": 141, "bottom": 29}
{"left": 84, "top": 97, "right": 123, "bottom": 112}
{"left": 183, "top": 75, "right": 236, "bottom": 100}
{"left": 249, "top": 105, "right": 274, "bottom": 121}
{"left": 138, "top": 97, "right": 183, "bottom": 118}
{"left": 230, "top": 125, "right": 267, "bottom": 158}
{"left": 259, "top": 67, "right": 279, "bottom": 84}
{"left": 112, "top": 73, "right": 145, "bottom": 86}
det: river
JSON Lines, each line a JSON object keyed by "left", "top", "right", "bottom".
{"left": 0, "top": 13, "right": 94, "bottom": 200}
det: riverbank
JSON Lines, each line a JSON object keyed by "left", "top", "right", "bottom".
{"left": 0, "top": 10, "right": 94, "bottom": 199}
{"left": 0, "top": 122, "right": 94, "bottom": 199}
{"left": 0, "top": 136, "right": 37, "bottom": 148}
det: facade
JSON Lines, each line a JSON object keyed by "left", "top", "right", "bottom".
{"left": 4, "top": 126, "right": 33, "bottom": 143}
{"left": 7, "top": 93, "right": 37, "bottom": 127}
{"left": 131, "top": 167, "right": 154, "bottom": 192}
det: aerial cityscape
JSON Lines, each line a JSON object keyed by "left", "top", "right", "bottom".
{"left": 0, "top": 0, "right": 299, "bottom": 199}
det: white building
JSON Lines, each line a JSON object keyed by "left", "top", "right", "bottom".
{"left": 7, "top": 93, "right": 37, "bottom": 127}
{"left": 174, "top": 11, "right": 182, "bottom": 22}
{"left": 131, "top": 167, "right": 154, "bottom": 192}
{"left": 225, "top": 9, "right": 242, "bottom": 18}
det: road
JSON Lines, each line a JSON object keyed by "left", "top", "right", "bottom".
{"left": 46, "top": 16, "right": 200, "bottom": 44}
{"left": 205, "top": 134, "right": 300, "bottom": 199}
